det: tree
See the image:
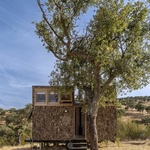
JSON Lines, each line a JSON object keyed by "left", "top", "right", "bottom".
{"left": 5, "top": 105, "right": 32, "bottom": 145}
{"left": 126, "top": 99, "right": 136, "bottom": 110}
{"left": 35, "top": 0, "right": 150, "bottom": 149}
{"left": 135, "top": 102, "right": 145, "bottom": 113}
{"left": 146, "top": 106, "right": 150, "bottom": 113}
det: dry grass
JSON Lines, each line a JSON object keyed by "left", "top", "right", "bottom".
{"left": 97, "top": 140, "right": 150, "bottom": 150}
{"left": 1, "top": 140, "right": 150, "bottom": 150}
{"left": 0, "top": 144, "right": 31, "bottom": 150}
{"left": 121, "top": 108, "right": 150, "bottom": 122}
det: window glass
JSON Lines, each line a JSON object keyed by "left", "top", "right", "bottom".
{"left": 36, "top": 92, "right": 46, "bottom": 102}
{"left": 49, "top": 92, "right": 58, "bottom": 102}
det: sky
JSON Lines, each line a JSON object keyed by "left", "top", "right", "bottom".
{"left": 0, "top": 0, "right": 150, "bottom": 109}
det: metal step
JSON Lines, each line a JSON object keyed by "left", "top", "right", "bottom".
{"left": 72, "top": 147, "right": 87, "bottom": 150}
{"left": 71, "top": 142, "right": 87, "bottom": 150}
{"left": 66, "top": 141, "right": 87, "bottom": 150}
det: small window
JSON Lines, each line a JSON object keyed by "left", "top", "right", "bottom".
{"left": 61, "top": 93, "right": 72, "bottom": 103}
{"left": 36, "top": 92, "right": 46, "bottom": 103}
{"left": 61, "top": 93, "right": 71, "bottom": 100}
{"left": 49, "top": 92, "right": 58, "bottom": 102}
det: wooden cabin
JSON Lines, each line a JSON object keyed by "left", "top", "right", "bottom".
{"left": 30, "top": 86, "right": 117, "bottom": 149}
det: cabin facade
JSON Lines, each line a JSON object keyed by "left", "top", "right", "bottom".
{"left": 31, "top": 86, "right": 117, "bottom": 148}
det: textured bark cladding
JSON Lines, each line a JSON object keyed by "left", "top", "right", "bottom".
{"left": 97, "top": 105, "right": 117, "bottom": 142}
{"left": 87, "top": 105, "right": 117, "bottom": 142}
{"left": 32, "top": 106, "right": 75, "bottom": 140}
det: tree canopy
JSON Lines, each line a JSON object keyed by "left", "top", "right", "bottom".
{"left": 35, "top": 0, "right": 150, "bottom": 149}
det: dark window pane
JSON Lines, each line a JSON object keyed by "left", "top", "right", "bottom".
{"left": 49, "top": 92, "right": 58, "bottom": 102}
{"left": 61, "top": 93, "right": 71, "bottom": 100}
{"left": 36, "top": 92, "right": 46, "bottom": 102}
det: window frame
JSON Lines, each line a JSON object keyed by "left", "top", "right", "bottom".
{"left": 33, "top": 86, "right": 73, "bottom": 106}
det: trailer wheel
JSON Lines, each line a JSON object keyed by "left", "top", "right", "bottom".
{"left": 66, "top": 141, "right": 73, "bottom": 150}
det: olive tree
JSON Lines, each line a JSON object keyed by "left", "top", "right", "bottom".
{"left": 35, "top": 0, "right": 150, "bottom": 149}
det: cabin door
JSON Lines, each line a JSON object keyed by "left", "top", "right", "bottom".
{"left": 75, "top": 107, "right": 85, "bottom": 138}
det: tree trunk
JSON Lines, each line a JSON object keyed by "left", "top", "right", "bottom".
{"left": 88, "top": 114, "right": 99, "bottom": 150}
{"left": 86, "top": 88, "right": 99, "bottom": 150}
{"left": 86, "top": 65, "right": 100, "bottom": 150}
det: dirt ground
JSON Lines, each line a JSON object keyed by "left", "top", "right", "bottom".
{"left": 0, "top": 140, "right": 150, "bottom": 150}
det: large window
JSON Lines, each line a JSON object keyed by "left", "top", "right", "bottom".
{"left": 36, "top": 92, "right": 46, "bottom": 103}
{"left": 49, "top": 92, "right": 58, "bottom": 102}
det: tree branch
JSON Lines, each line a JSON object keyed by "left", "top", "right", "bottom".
{"left": 37, "top": 0, "right": 67, "bottom": 45}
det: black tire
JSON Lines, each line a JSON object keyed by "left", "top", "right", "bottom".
{"left": 66, "top": 141, "right": 73, "bottom": 150}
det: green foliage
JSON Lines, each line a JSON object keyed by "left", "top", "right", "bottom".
{"left": 0, "top": 126, "right": 16, "bottom": 146}
{"left": 0, "top": 110, "right": 6, "bottom": 115}
{"left": 140, "top": 117, "right": 150, "bottom": 125}
{"left": 117, "top": 109, "right": 125, "bottom": 118}
{"left": 36, "top": 0, "right": 150, "bottom": 96}
{"left": 119, "top": 96, "right": 150, "bottom": 102}
{"left": 126, "top": 122, "right": 146, "bottom": 140}
{"left": 146, "top": 106, "right": 150, "bottom": 113}
{"left": 35, "top": 0, "right": 150, "bottom": 149}
{"left": 115, "top": 138, "right": 120, "bottom": 147}
{"left": 126, "top": 99, "right": 136, "bottom": 109}
{"left": 145, "top": 125, "right": 150, "bottom": 139}
{"left": 0, "top": 104, "right": 32, "bottom": 147}
{"left": 135, "top": 102, "right": 145, "bottom": 112}
{"left": 117, "top": 119, "right": 149, "bottom": 140}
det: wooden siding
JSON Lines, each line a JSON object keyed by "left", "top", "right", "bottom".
{"left": 32, "top": 106, "right": 75, "bottom": 141}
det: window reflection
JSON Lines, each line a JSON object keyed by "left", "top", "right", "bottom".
{"left": 49, "top": 92, "right": 58, "bottom": 102}
{"left": 36, "top": 92, "right": 46, "bottom": 102}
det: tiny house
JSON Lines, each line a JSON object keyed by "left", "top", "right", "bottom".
{"left": 30, "top": 86, "right": 117, "bottom": 149}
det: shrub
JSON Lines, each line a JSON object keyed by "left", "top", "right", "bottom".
{"left": 117, "top": 120, "right": 148, "bottom": 140}
{"left": 145, "top": 125, "right": 150, "bottom": 139}
{"left": 117, "top": 109, "right": 125, "bottom": 118}
{"left": 126, "top": 122, "right": 147, "bottom": 140}
{"left": 146, "top": 106, "right": 150, "bottom": 113}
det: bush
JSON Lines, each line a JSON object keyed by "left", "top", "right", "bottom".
{"left": 117, "top": 120, "right": 148, "bottom": 140}
{"left": 0, "top": 127, "right": 16, "bottom": 147}
{"left": 117, "top": 109, "right": 125, "bottom": 118}
{"left": 145, "top": 125, "right": 150, "bottom": 139}
{"left": 126, "top": 122, "right": 147, "bottom": 140}
{"left": 146, "top": 106, "right": 150, "bottom": 113}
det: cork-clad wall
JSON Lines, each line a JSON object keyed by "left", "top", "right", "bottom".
{"left": 97, "top": 105, "right": 116, "bottom": 142}
{"left": 87, "top": 105, "right": 117, "bottom": 142}
{"left": 32, "top": 106, "right": 75, "bottom": 140}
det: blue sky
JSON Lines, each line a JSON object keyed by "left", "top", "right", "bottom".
{"left": 0, "top": 0, "right": 55, "bottom": 109}
{"left": 0, "top": 0, "right": 150, "bottom": 109}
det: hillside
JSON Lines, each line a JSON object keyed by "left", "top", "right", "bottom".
{"left": 0, "top": 97, "right": 150, "bottom": 149}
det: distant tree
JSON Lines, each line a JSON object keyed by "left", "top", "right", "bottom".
{"left": 135, "top": 102, "right": 145, "bottom": 113}
{"left": 5, "top": 105, "right": 32, "bottom": 145}
{"left": 140, "top": 117, "right": 150, "bottom": 125}
{"left": 126, "top": 100, "right": 136, "bottom": 110}
{"left": 0, "top": 108, "right": 3, "bottom": 113}
{"left": 35, "top": 0, "right": 150, "bottom": 149}
{"left": 0, "top": 108, "right": 6, "bottom": 115}
{"left": 146, "top": 106, "right": 150, "bottom": 113}
{"left": 8, "top": 108, "right": 16, "bottom": 113}
{"left": 117, "top": 109, "right": 125, "bottom": 118}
